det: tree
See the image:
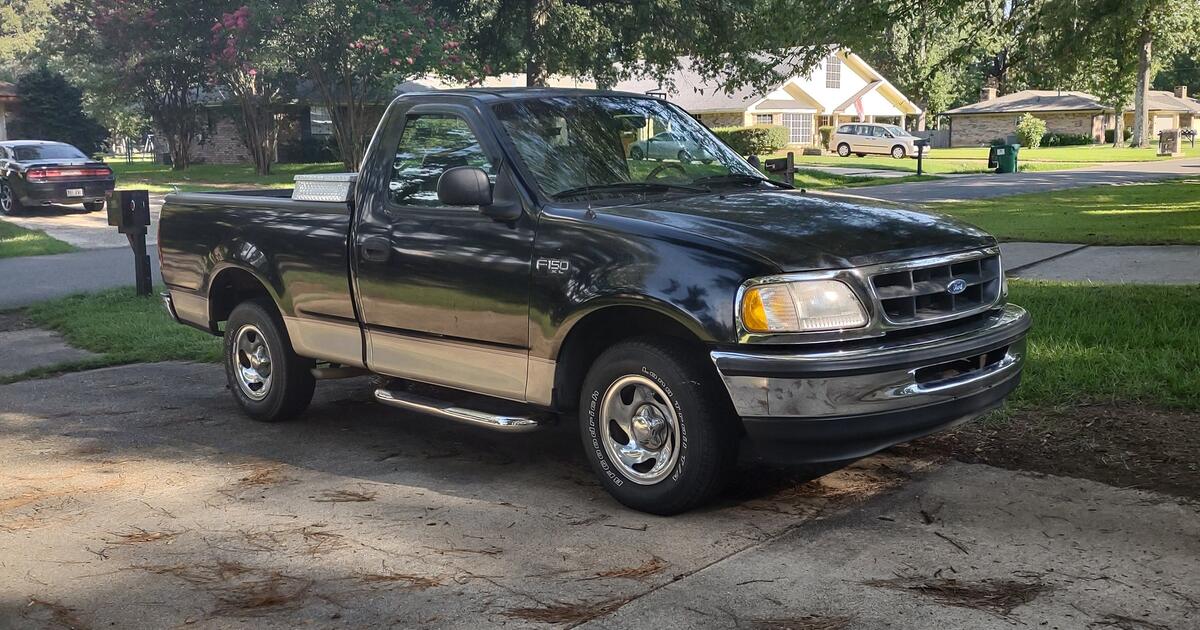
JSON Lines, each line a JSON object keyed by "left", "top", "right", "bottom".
{"left": 55, "top": 0, "right": 223, "bottom": 169}
{"left": 0, "top": 0, "right": 60, "bottom": 78}
{"left": 278, "top": 0, "right": 473, "bottom": 170}
{"left": 10, "top": 67, "right": 109, "bottom": 154}
{"left": 1154, "top": 52, "right": 1200, "bottom": 96}
{"left": 1126, "top": 0, "right": 1200, "bottom": 147}
{"left": 210, "top": 4, "right": 296, "bottom": 175}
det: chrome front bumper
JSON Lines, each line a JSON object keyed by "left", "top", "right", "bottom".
{"left": 711, "top": 304, "right": 1030, "bottom": 463}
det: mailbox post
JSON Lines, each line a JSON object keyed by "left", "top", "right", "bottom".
{"left": 914, "top": 138, "right": 930, "bottom": 176}
{"left": 106, "top": 190, "right": 153, "bottom": 297}
{"left": 764, "top": 151, "right": 796, "bottom": 187}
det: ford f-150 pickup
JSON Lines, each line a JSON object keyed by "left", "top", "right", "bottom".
{"left": 159, "top": 88, "right": 1030, "bottom": 514}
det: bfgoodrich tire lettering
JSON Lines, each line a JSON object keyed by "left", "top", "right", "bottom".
{"left": 223, "top": 298, "right": 315, "bottom": 422}
{"left": 579, "top": 338, "right": 737, "bottom": 515}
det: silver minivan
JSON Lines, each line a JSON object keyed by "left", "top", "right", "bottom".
{"left": 830, "top": 123, "right": 928, "bottom": 159}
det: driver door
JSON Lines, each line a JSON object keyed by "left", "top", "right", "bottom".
{"left": 354, "top": 105, "right": 536, "bottom": 401}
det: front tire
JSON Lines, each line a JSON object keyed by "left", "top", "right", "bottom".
{"left": 224, "top": 298, "right": 315, "bottom": 422}
{"left": 579, "top": 338, "right": 737, "bottom": 515}
{"left": 0, "top": 179, "right": 23, "bottom": 215}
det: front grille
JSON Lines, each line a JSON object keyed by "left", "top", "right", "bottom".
{"left": 871, "top": 253, "right": 1002, "bottom": 326}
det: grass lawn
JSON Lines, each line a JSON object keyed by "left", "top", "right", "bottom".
{"left": 781, "top": 142, "right": 1200, "bottom": 175}
{"left": 3, "top": 287, "right": 221, "bottom": 382}
{"left": 0, "top": 220, "right": 77, "bottom": 259}
{"left": 108, "top": 161, "right": 345, "bottom": 193}
{"left": 1006, "top": 281, "right": 1200, "bottom": 411}
{"left": 930, "top": 179, "right": 1200, "bottom": 245}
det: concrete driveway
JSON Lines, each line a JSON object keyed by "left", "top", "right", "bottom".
{"left": 2, "top": 362, "right": 1196, "bottom": 629}
{"left": 2, "top": 194, "right": 165, "bottom": 249}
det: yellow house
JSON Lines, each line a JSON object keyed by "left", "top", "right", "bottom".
{"left": 615, "top": 50, "right": 923, "bottom": 146}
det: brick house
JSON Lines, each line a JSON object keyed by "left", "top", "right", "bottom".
{"left": 943, "top": 87, "right": 1200, "bottom": 147}
{"left": 0, "top": 82, "right": 17, "bottom": 142}
{"left": 615, "top": 50, "right": 923, "bottom": 146}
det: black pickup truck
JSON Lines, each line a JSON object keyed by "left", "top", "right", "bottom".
{"left": 159, "top": 88, "right": 1029, "bottom": 514}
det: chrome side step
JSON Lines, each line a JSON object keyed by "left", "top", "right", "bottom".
{"left": 374, "top": 388, "right": 548, "bottom": 433}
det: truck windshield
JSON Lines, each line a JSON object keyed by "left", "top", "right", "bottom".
{"left": 492, "top": 96, "right": 762, "bottom": 199}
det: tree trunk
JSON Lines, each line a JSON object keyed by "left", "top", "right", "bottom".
{"left": 525, "top": 0, "right": 552, "bottom": 86}
{"left": 1131, "top": 26, "right": 1152, "bottom": 148}
{"left": 1113, "top": 109, "right": 1125, "bottom": 147}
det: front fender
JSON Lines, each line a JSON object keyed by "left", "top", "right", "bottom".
{"left": 528, "top": 206, "right": 777, "bottom": 360}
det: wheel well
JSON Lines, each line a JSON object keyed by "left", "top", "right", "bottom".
{"left": 553, "top": 306, "right": 710, "bottom": 411}
{"left": 208, "top": 268, "right": 274, "bottom": 329}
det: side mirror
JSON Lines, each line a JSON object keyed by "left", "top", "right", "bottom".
{"left": 437, "top": 166, "right": 493, "bottom": 207}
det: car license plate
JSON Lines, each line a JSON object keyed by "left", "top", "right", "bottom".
{"left": 66, "top": 188, "right": 84, "bottom": 198}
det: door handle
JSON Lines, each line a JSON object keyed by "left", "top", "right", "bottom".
{"left": 360, "top": 236, "right": 392, "bottom": 263}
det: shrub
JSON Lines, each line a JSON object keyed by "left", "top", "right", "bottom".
{"left": 1015, "top": 113, "right": 1047, "bottom": 149}
{"left": 10, "top": 67, "right": 109, "bottom": 155}
{"left": 817, "top": 125, "right": 834, "bottom": 150}
{"left": 1041, "top": 132, "right": 1093, "bottom": 147}
{"left": 1104, "top": 128, "right": 1132, "bottom": 145}
{"left": 712, "top": 125, "right": 789, "bottom": 155}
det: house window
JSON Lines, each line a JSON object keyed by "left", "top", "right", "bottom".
{"left": 825, "top": 54, "right": 841, "bottom": 89}
{"left": 781, "top": 113, "right": 814, "bottom": 144}
{"left": 755, "top": 114, "right": 774, "bottom": 125}
{"left": 310, "top": 106, "right": 334, "bottom": 136}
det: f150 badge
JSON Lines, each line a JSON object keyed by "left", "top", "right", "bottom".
{"left": 536, "top": 258, "right": 571, "bottom": 274}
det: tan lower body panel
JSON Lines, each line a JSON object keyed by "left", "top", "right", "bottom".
{"left": 172, "top": 291, "right": 210, "bottom": 329}
{"left": 283, "top": 316, "right": 366, "bottom": 368}
{"left": 367, "top": 331, "right": 532, "bottom": 403}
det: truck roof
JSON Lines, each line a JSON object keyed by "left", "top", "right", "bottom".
{"left": 400, "top": 87, "right": 664, "bottom": 103}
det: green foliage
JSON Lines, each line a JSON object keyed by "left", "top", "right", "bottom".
{"left": 1104, "top": 128, "right": 1131, "bottom": 145}
{"left": 1015, "top": 114, "right": 1046, "bottom": 149}
{"left": 10, "top": 68, "right": 109, "bottom": 154}
{"left": 712, "top": 126, "right": 789, "bottom": 156}
{"left": 0, "top": 0, "right": 59, "bottom": 75}
{"left": 817, "top": 125, "right": 833, "bottom": 150}
{"left": 1041, "top": 132, "right": 1093, "bottom": 147}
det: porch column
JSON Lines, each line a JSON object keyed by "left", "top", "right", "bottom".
{"left": 0, "top": 105, "right": 6, "bottom": 141}
{"left": 899, "top": 114, "right": 906, "bottom": 130}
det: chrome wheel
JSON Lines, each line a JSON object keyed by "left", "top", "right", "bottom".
{"left": 233, "top": 324, "right": 273, "bottom": 401}
{"left": 0, "top": 182, "right": 12, "bottom": 215}
{"left": 599, "top": 374, "right": 681, "bottom": 485}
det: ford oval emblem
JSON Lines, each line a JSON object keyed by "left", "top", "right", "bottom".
{"left": 946, "top": 278, "right": 968, "bottom": 295}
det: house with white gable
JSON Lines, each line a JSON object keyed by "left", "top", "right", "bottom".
{"left": 616, "top": 50, "right": 923, "bottom": 146}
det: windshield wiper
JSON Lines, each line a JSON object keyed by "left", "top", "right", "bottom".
{"left": 690, "top": 173, "right": 790, "bottom": 189}
{"left": 551, "top": 181, "right": 709, "bottom": 200}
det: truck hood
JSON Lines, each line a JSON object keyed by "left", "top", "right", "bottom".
{"left": 595, "top": 189, "right": 995, "bottom": 270}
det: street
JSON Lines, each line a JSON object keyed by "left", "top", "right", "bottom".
{"left": 1, "top": 363, "right": 1196, "bottom": 629}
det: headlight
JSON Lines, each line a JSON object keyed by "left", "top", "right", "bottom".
{"left": 740, "top": 280, "right": 868, "bottom": 333}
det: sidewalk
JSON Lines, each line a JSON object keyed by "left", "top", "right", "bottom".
{"left": 832, "top": 156, "right": 1200, "bottom": 203}
{"left": 1000, "top": 242, "right": 1200, "bottom": 284}
{"left": 0, "top": 246, "right": 161, "bottom": 309}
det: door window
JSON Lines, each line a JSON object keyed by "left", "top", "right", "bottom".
{"left": 836, "top": 125, "right": 854, "bottom": 134}
{"left": 780, "top": 113, "right": 814, "bottom": 145}
{"left": 389, "top": 114, "right": 494, "bottom": 207}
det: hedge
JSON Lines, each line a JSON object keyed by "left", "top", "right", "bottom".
{"left": 1041, "top": 132, "right": 1093, "bottom": 147}
{"left": 712, "top": 125, "right": 789, "bottom": 155}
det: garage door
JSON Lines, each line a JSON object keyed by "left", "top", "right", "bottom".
{"left": 1153, "top": 115, "right": 1175, "bottom": 133}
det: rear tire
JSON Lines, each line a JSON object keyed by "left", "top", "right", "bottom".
{"left": 224, "top": 298, "right": 315, "bottom": 422}
{"left": 0, "top": 179, "right": 23, "bottom": 215}
{"left": 83, "top": 201, "right": 105, "bottom": 212}
{"left": 855, "top": 152, "right": 866, "bottom": 157}
{"left": 677, "top": 150, "right": 692, "bottom": 162}
{"left": 579, "top": 338, "right": 737, "bottom": 515}
{"left": 629, "top": 146, "right": 645, "bottom": 160}
{"left": 836, "top": 143, "right": 851, "bottom": 157}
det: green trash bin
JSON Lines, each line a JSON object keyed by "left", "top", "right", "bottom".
{"left": 991, "top": 143, "right": 1019, "bottom": 173}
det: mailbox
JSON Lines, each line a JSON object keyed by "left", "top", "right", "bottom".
{"left": 107, "top": 189, "right": 151, "bottom": 234}
{"left": 763, "top": 152, "right": 796, "bottom": 186}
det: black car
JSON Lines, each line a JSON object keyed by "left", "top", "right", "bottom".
{"left": 0, "top": 141, "right": 115, "bottom": 215}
